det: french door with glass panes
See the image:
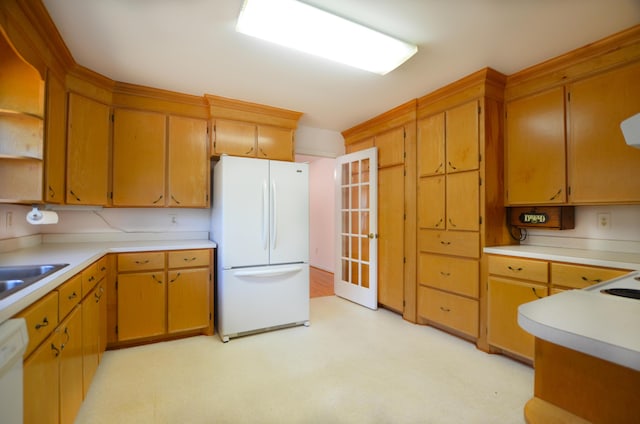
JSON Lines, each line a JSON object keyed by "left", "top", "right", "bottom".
{"left": 334, "top": 147, "right": 378, "bottom": 309}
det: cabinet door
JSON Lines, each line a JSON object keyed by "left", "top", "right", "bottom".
{"left": 112, "top": 108, "right": 166, "bottom": 206}
{"left": 23, "top": 329, "right": 60, "bottom": 424}
{"left": 418, "top": 175, "right": 445, "bottom": 229}
{"left": 59, "top": 305, "right": 83, "bottom": 424}
{"left": 487, "top": 277, "right": 547, "bottom": 360}
{"left": 376, "top": 126, "right": 405, "bottom": 168}
{"left": 117, "top": 271, "right": 166, "bottom": 341}
{"left": 568, "top": 62, "right": 640, "bottom": 203}
{"left": 446, "top": 100, "right": 479, "bottom": 172}
{"left": 419, "top": 254, "right": 479, "bottom": 298}
{"left": 168, "top": 116, "right": 209, "bottom": 207}
{"left": 505, "top": 87, "right": 566, "bottom": 205}
{"left": 257, "top": 125, "right": 294, "bottom": 161}
{"left": 378, "top": 165, "right": 404, "bottom": 312}
{"left": 418, "top": 112, "right": 445, "bottom": 176}
{"left": 82, "top": 284, "right": 100, "bottom": 397}
{"left": 446, "top": 171, "right": 479, "bottom": 231}
{"left": 213, "top": 119, "right": 256, "bottom": 157}
{"left": 66, "top": 93, "right": 110, "bottom": 205}
{"left": 167, "top": 268, "right": 210, "bottom": 333}
{"left": 44, "top": 71, "right": 66, "bottom": 203}
{"left": 345, "top": 137, "right": 374, "bottom": 154}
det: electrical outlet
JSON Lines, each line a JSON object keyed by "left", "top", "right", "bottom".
{"left": 597, "top": 212, "right": 611, "bottom": 230}
{"left": 169, "top": 214, "right": 178, "bottom": 225}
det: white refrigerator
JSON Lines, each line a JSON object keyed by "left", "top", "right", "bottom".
{"left": 211, "top": 155, "right": 310, "bottom": 342}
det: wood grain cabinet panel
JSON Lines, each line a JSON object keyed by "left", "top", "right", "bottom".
{"left": 66, "top": 93, "right": 110, "bottom": 205}
{"left": 16, "top": 291, "right": 59, "bottom": 357}
{"left": 419, "top": 254, "right": 479, "bottom": 298}
{"left": 418, "top": 286, "right": 479, "bottom": 338}
{"left": 505, "top": 86, "right": 566, "bottom": 205}
{"left": 212, "top": 119, "right": 256, "bottom": 157}
{"left": 59, "top": 306, "right": 83, "bottom": 424}
{"left": 117, "top": 271, "right": 166, "bottom": 341}
{"left": 43, "top": 71, "right": 66, "bottom": 204}
{"left": 167, "top": 268, "right": 210, "bottom": 333}
{"left": 446, "top": 100, "right": 479, "bottom": 173}
{"left": 167, "top": 115, "right": 209, "bottom": 207}
{"left": 112, "top": 108, "right": 166, "bottom": 206}
{"left": 567, "top": 62, "right": 640, "bottom": 204}
{"left": 257, "top": 125, "right": 294, "bottom": 161}
{"left": 417, "top": 112, "right": 445, "bottom": 176}
{"left": 551, "top": 262, "right": 630, "bottom": 290}
{"left": 488, "top": 256, "right": 549, "bottom": 283}
{"left": 23, "top": 328, "right": 60, "bottom": 424}
{"left": 117, "top": 251, "right": 165, "bottom": 272}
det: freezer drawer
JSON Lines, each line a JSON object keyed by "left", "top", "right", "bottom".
{"left": 218, "top": 264, "right": 309, "bottom": 341}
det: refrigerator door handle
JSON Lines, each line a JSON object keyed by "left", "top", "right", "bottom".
{"left": 262, "top": 180, "right": 268, "bottom": 250}
{"left": 233, "top": 266, "right": 302, "bottom": 278}
{"left": 271, "top": 180, "right": 277, "bottom": 251}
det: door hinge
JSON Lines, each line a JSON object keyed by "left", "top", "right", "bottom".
{"left": 115, "top": 280, "right": 118, "bottom": 290}
{"left": 115, "top": 325, "right": 118, "bottom": 335}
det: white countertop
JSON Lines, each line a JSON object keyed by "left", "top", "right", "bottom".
{"left": 518, "top": 271, "right": 640, "bottom": 371}
{"left": 484, "top": 245, "right": 640, "bottom": 270}
{"left": 0, "top": 236, "right": 216, "bottom": 324}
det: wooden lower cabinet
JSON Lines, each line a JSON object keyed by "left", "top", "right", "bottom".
{"left": 23, "top": 329, "right": 60, "bottom": 424}
{"left": 82, "top": 280, "right": 106, "bottom": 396}
{"left": 116, "top": 249, "right": 213, "bottom": 343}
{"left": 418, "top": 286, "right": 479, "bottom": 338}
{"left": 59, "top": 306, "right": 83, "bottom": 424}
{"left": 487, "top": 277, "right": 547, "bottom": 360}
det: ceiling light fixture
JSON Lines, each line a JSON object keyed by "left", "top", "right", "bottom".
{"left": 236, "top": 0, "right": 418, "bottom": 75}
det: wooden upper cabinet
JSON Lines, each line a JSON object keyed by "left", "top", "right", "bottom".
{"left": 418, "top": 175, "right": 445, "bottom": 229}
{"left": 257, "top": 125, "right": 294, "bottom": 161}
{"left": 212, "top": 119, "right": 256, "bottom": 157}
{"left": 112, "top": 108, "right": 166, "bottom": 206}
{"left": 375, "top": 126, "right": 405, "bottom": 168}
{"left": 418, "top": 112, "right": 445, "bottom": 176}
{"left": 44, "top": 72, "right": 66, "bottom": 204}
{"left": 167, "top": 116, "right": 209, "bottom": 207}
{"left": 505, "top": 86, "right": 566, "bottom": 205}
{"left": 446, "top": 100, "right": 479, "bottom": 173}
{"left": 66, "top": 93, "right": 110, "bottom": 205}
{"left": 345, "top": 137, "right": 374, "bottom": 154}
{"left": 446, "top": 171, "right": 480, "bottom": 231}
{"left": 567, "top": 62, "right": 640, "bottom": 204}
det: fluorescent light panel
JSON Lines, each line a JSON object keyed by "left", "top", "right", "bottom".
{"left": 236, "top": 0, "right": 418, "bottom": 75}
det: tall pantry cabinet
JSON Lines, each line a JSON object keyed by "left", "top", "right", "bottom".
{"left": 342, "top": 101, "right": 418, "bottom": 321}
{"left": 416, "top": 69, "right": 512, "bottom": 347}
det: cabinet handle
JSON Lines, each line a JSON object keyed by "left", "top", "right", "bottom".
{"left": 170, "top": 194, "right": 181, "bottom": 205}
{"left": 434, "top": 163, "right": 443, "bottom": 174}
{"left": 440, "top": 241, "right": 451, "bottom": 246}
{"left": 440, "top": 271, "right": 451, "bottom": 277}
{"left": 88, "top": 275, "right": 95, "bottom": 282}
{"left": 48, "top": 185, "right": 55, "bottom": 198}
{"left": 259, "top": 147, "right": 267, "bottom": 157}
{"left": 135, "top": 260, "right": 150, "bottom": 265}
{"left": 61, "top": 327, "right": 70, "bottom": 350}
{"left": 531, "top": 287, "right": 543, "bottom": 299}
{"left": 434, "top": 218, "right": 443, "bottom": 228}
{"left": 549, "top": 189, "right": 562, "bottom": 201}
{"left": 100, "top": 266, "right": 106, "bottom": 272}
{"left": 69, "top": 190, "right": 81, "bottom": 201}
{"left": 169, "top": 272, "right": 181, "bottom": 283}
{"left": 152, "top": 194, "right": 164, "bottom": 204}
{"left": 68, "top": 292, "right": 78, "bottom": 300}
{"left": 440, "top": 306, "right": 451, "bottom": 312}
{"left": 447, "top": 161, "right": 457, "bottom": 171}
{"left": 94, "top": 291, "right": 102, "bottom": 303}
{"left": 448, "top": 218, "right": 457, "bottom": 228}
{"left": 508, "top": 266, "right": 523, "bottom": 272}
{"left": 35, "top": 317, "right": 49, "bottom": 330}
{"left": 151, "top": 274, "right": 163, "bottom": 284}
{"left": 245, "top": 146, "right": 254, "bottom": 155}
{"left": 581, "top": 276, "right": 602, "bottom": 283}
{"left": 51, "top": 343, "right": 60, "bottom": 358}
{"left": 183, "top": 257, "right": 197, "bottom": 262}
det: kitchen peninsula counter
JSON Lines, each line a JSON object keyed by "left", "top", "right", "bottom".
{"left": 0, "top": 233, "right": 216, "bottom": 324}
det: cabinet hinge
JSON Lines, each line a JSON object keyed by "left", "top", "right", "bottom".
{"left": 478, "top": 105, "right": 481, "bottom": 114}
{"left": 479, "top": 177, "right": 483, "bottom": 186}
{"left": 403, "top": 127, "right": 406, "bottom": 138}
{"left": 109, "top": 191, "right": 113, "bottom": 200}
{"left": 478, "top": 153, "right": 482, "bottom": 163}
{"left": 209, "top": 313, "right": 212, "bottom": 320}
{"left": 115, "top": 280, "right": 118, "bottom": 290}
{"left": 111, "top": 113, "right": 114, "bottom": 123}
{"left": 479, "top": 216, "right": 483, "bottom": 225}
{"left": 567, "top": 186, "right": 571, "bottom": 195}
{"left": 115, "top": 325, "right": 118, "bottom": 335}
{"left": 567, "top": 92, "right": 571, "bottom": 102}
{"left": 209, "top": 273, "right": 212, "bottom": 281}
{"left": 403, "top": 257, "right": 406, "bottom": 264}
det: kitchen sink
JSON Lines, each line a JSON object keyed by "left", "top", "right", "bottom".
{"left": 0, "top": 264, "right": 69, "bottom": 300}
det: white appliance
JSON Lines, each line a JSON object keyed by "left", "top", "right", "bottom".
{"left": 0, "top": 318, "right": 28, "bottom": 424}
{"left": 211, "top": 155, "right": 310, "bottom": 342}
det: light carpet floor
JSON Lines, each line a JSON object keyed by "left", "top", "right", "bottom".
{"left": 75, "top": 296, "right": 533, "bottom": 424}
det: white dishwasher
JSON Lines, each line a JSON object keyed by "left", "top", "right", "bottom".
{"left": 0, "top": 318, "right": 28, "bottom": 424}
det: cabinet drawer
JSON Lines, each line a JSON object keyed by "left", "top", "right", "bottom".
{"left": 15, "top": 291, "right": 59, "bottom": 357}
{"left": 418, "top": 286, "right": 478, "bottom": 338}
{"left": 419, "top": 229, "right": 479, "bottom": 258}
{"left": 419, "top": 254, "right": 478, "bottom": 298}
{"left": 168, "top": 249, "right": 210, "bottom": 269}
{"left": 551, "top": 263, "right": 630, "bottom": 289}
{"left": 57, "top": 273, "right": 82, "bottom": 319}
{"left": 81, "top": 257, "right": 107, "bottom": 296}
{"left": 488, "top": 255, "right": 548, "bottom": 283}
{"left": 118, "top": 252, "right": 165, "bottom": 272}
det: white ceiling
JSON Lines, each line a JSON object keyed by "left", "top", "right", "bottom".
{"left": 42, "top": 0, "right": 640, "bottom": 132}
